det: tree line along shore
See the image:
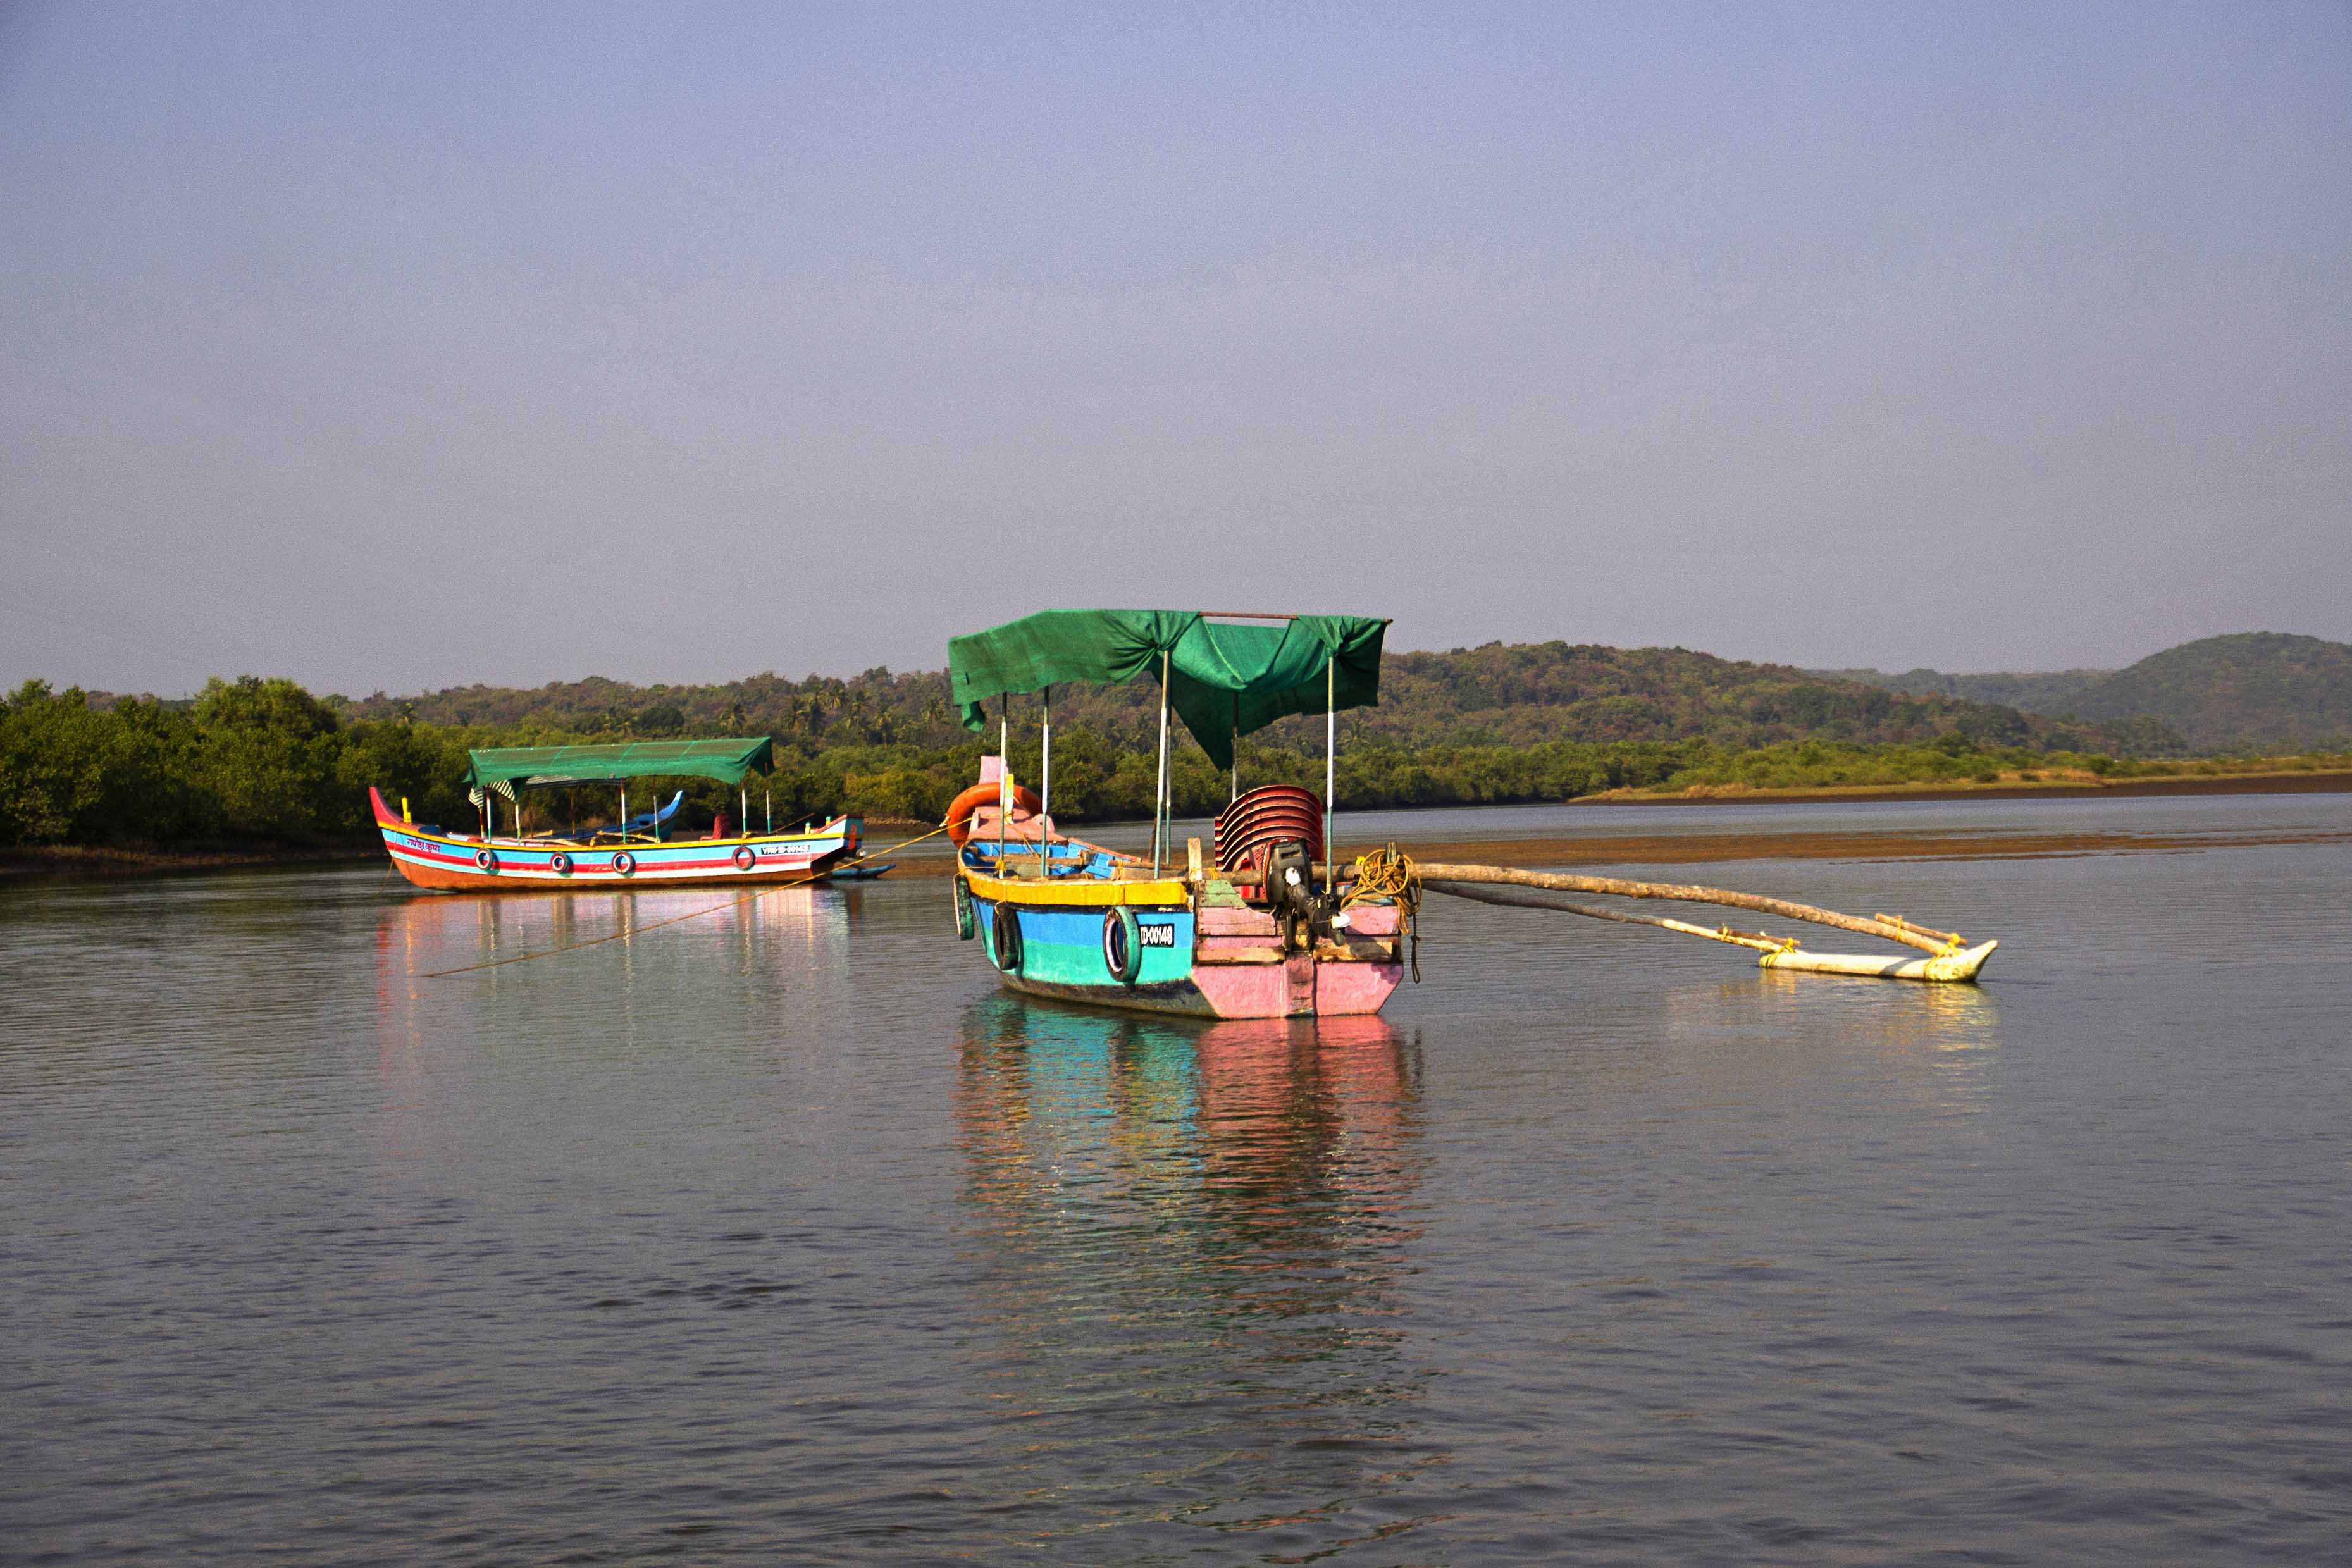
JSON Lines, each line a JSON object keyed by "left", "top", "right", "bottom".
{"left": 5, "top": 675, "right": 2345, "bottom": 867}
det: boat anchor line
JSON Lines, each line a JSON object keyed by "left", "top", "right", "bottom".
{"left": 416, "top": 824, "right": 953, "bottom": 980}
{"left": 1413, "top": 860, "right": 1998, "bottom": 984}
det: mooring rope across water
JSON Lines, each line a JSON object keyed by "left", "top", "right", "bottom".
{"left": 419, "top": 822, "right": 953, "bottom": 979}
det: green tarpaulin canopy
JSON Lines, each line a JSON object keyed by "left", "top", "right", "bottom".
{"left": 948, "top": 610, "right": 1387, "bottom": 769}
{"left": 465, "top": 738, "right": 775, "bottom": 790}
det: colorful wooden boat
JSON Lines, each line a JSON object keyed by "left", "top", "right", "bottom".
{"left": 371, "top": 737, "right": 865, "bottom": 892}
{"left": 946, "top": 608, "right": 1404, "bottom": 1020}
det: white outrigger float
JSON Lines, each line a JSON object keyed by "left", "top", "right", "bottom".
{"left": 1762, "top": 941, "right": 1998, "bottom": 983}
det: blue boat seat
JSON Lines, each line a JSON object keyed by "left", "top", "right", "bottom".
{"left": 617, "top": 790, "right": 684, "bottom": 836}
{"left": 571, "top": 790, "right": 686, "bottom": 842}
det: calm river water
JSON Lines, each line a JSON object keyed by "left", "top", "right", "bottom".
{"left": 5, "top": 793, "right": 2349, "bottom": 1564}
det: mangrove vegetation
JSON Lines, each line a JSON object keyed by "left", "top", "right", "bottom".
{"left": 7, "top": 673, "right": 2343, "bottom": 856}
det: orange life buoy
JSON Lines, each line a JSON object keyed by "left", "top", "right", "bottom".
{"left": 944, "top": 782, "right": 1042, "bottom": 847}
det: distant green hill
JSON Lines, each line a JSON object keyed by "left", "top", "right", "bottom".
{"left": 1810, "top": 666, "right": 2110, "bottom": 715}
{"left": 340, "top": 640, "right": 2141, "bottom": 755}
{"left": 1823, "top": 633, "right": 2352, "bottom": 754}
{"left": 2065, "top": 633, "right": 2352, "bottom": 752}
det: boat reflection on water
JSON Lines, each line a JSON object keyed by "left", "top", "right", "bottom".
{"left": 370, "top": 887, "right": 855, "bottom": 1079}
{"left": 373, "top": 886, "right": 853, "bottom": 988}
{"left": 951, "top": 996, "right": 1441, "bottom": 1550}
{"left": 1657, "top": 970, "right": 2005, "bottom": 1125}
{"left": 1740, "top": 968, "right": 2003, "bottom": 1051}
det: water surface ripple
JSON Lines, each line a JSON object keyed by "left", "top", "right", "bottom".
{"left": 4, "top": 793, "right": 2349, "bottom": 1563}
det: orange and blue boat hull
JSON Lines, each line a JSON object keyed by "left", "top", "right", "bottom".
{"left": 370, "top": 787, "right": 859, "bottom": 892}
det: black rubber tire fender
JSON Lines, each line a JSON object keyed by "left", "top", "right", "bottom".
{"left": 991, "top": 901, "right": 1024, "bottom": 974}
{"left": 954, "top": 875, "right": 976, "bottom": 941}
{"left": 1102, "top": 906, "right": 1142, "bottom": 984}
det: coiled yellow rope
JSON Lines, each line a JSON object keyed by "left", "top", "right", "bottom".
{"left": 1347, "top": 841, "right": 1420, "bottom": 911}
{"left": 1347, "top": 842, "right": 1421, "bottom": 982}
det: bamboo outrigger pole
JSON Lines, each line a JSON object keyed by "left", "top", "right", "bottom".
{"left": 1413, "top": 862, "right": 1998, "bottom": 983}
{"left": 1418, "top": 863, "right": 1946, "bottom": 951}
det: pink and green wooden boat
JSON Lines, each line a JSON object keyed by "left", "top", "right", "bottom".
{"left": 947, "top": 608, "right": 1409, "bottom": 1020}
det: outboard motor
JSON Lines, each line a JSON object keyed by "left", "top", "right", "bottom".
{"left": 1264, "top": 837, "right": 1339, "bottom": 953}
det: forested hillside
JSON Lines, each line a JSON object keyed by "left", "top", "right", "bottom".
{"left": 1810, "top": 666, "right": 2109, "bottom": 715}
{"left": 2063, "top": 634, "right": 2352, "bottom": 752}
{"left": 1825, "top": 632, "right": 2352, "bottom": 753}
{"left": 336, "top": 641, "right": 2140, "bottom": 757}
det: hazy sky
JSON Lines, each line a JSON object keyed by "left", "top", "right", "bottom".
{"left": 4, "top": 3, "right": 2347, "bottom": 695}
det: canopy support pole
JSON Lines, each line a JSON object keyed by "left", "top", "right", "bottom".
{"left": 621, "top": 787, "right": 628, "bottom": 843}
{"left": 1038, "top": 686, "right": 1051, "bottom": 877}
{"left": 1153, "top": 651, "right": 1170, "bottom": 877}
{"left": 1324, "top": 656, "right": 1335, "bottom": 892}
{"left": 1231, "top": 698, "right": 1239, "bottom": 803}
{"left": 740, "top": 787, "right": 747, "bottom": 840}
{"left": 998, "top": 698, "right": 1009, "bottom": 864}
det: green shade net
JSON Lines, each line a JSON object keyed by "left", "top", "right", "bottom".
{"left": 466, "top": 738, "right": 775, "bottom": 789}
{"left": 948, "top": 610, "right": 1387, "bottom": 769}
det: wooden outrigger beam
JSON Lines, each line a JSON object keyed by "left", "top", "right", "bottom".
{"left": 1423, "top": 879, "right": 1795, "bottom": 951}
{"left": 1416, "top": 863, "right": 1951, "bottom": 951}
{"left": 1413, "top": 862, "right": 1998, "bottom": 984}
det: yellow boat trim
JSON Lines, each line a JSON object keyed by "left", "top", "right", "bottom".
{"left": 963, "top": 870, "right": 1191, "bottom": 908}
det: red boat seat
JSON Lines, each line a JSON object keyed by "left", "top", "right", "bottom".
{"left": 1214, "top": 785, "right": 1323, "bottom": 880}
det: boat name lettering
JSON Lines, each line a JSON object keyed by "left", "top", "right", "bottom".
{"left": 1138, "top": 921, "right": 1177, "bottom": 948}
